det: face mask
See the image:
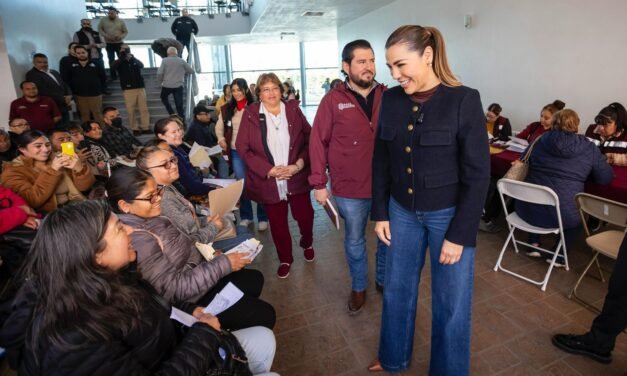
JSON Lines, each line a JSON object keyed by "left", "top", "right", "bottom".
{"left": 82, "top": 26, "right": 92, "bottom": 31}
{"left": 111, "top": 117, "right": 123, "bottom": 127}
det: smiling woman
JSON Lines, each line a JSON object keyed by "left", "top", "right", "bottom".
{"left": 369, "top": 25, "right": 490, "bottom": 374}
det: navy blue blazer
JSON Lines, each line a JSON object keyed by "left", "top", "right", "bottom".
{"left": 371, "top": 85, "right": 490, "bottom": 247}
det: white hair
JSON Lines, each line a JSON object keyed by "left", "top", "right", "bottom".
{"left": 167, "top": 47, "right": 178, "bottom": 56}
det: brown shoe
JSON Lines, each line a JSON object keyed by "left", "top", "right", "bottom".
{"left": 348, "top": 290, "right": 366, "bottom": 315}
{"left": 367, "top": 360, "right": 383, "bottom": 372}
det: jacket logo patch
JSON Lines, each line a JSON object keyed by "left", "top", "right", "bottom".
{"left": 338, "top": 103, "right": 356, "bottom": 110}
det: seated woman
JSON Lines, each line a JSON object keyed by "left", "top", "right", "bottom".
{"left": 0, "top": 129, "right": 18, "bottom": 169}
{"left": 105, "top": 168, "right": 275, "bottom": 331}
{"left": 516, "top": 100, "right": 565, "bottom": 142}
{"left": 486, "top": 103, "right": 512, "bottom": 142}
{"left": 136, "top": 146, "right": 252, "bottom": 250}
{"left": 0, "top": 130, "right": 95, "bottom": 213}
{"left": 515, "top": 109, "right": 613, "bottom": 266}
{"left": 585, "top": 102, "right": 627, "bottom": 166}
{"left": 80, "top": 121, "right": 112, "bottom": 177}
{"left": 237, "top": 73, "right": 314, "bottom": 279}
{"left": 0, "top": 200, "right": 278, "bottom": 375}
{"left": 154, "top": 117, "right": 214, "bottom": 196}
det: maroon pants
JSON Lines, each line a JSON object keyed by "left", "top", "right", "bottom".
{"left": 263, "top": 192, "right": 314, "bottom": 264}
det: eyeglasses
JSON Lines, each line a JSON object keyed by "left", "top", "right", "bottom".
{"left": 260, "top": 86, "right": 280, "bottom": 95}
{"left": 133, "top": 185, "right": 164, "bottom": 204}
{"left": 146, "top": 156, "right": 178, "bottom": 170}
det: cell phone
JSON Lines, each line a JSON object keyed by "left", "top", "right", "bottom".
{"left": 78, "top": 140, "right": 90, "bottom": 150}
{"left": 61, "top": 142, "right": 76, "bottom": 157}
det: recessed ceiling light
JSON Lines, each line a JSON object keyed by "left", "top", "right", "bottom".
{"left": 302, "top": 11, "right": 324, "bottom": 17}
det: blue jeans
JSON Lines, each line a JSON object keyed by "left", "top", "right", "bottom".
{"left": 334, "top": 196, "right": 387, "bottom": 291}
{"left": 213, "top": 225, "right": 252, "bottom": 251}
{"left": 379, "top": 198, "right": 474, "bottom": 375}
{"left": 216, "top": 155, "right": 230, "bottom": 178}
{"left": 232, "top": 150, "right": 267, "bottom": 222}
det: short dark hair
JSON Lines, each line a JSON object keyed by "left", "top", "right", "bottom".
{"left": 81, "top": 121, "right": 100, "bottom": 133}
{"left": 487, "top": 103, "right": 502, "bottom": 116}
{"left": 67, "top": 122, "right": 83, "bottom": 133}
{"left": 73, "top": 45, "right": 88, "bottom": 53}
{"left": 15, "top": 130, "right": 46, "bottom": 151}
{"left": 33, "top": 53, "right": 48, "bottom": 60}
{"left": 45, "top": 126, "right": 70, "bottom": 139}
{"left": 20, "top": 80, "right": 35, "bottom": 90}
{"left": 341, "top": 39, "right": 373, "bottom": 65}
{"left": 103, "top": 106, "right": 118, "bottom": 116}
{"left": 68, "top": 42, "right": 79, "bottom": 49}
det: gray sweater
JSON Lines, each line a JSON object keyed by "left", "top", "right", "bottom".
{"left": 160, "top": 184, "right": 220, "bottom": 243}
{"left": 157, "top": 56, "right": 194, "bottom": 88}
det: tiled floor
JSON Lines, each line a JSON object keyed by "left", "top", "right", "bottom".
{"left": 245, "top": 200, "right": 627, "bottom": 375}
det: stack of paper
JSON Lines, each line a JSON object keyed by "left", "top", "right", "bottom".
{"left": 505, "top": 136, "right": 529, "bottom": 153}
{"left": 224, "top": 238, "right": 263, "bottom": 261}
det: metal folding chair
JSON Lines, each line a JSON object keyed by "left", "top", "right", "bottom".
{"left": 493, "top": 179, "right": 568, "bottom": 291}
{"left": 568, "top": 193, "right": 627, "bottom": 312}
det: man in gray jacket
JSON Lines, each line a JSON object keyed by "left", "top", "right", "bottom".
{"left": 157, "top": 46, "right": 194, "bottom": 117}
{"left": 97, "top": 7, "right": 128, "bottom": 81}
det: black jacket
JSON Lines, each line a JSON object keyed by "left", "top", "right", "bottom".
{"left": 73, "top": 28, "right": 104, "bottom": 59}
{"left": 171, "top": 16, "right": 198, "bottom": 40}
{"left": 25, "top": 68, "right": 71, "bottom": 112}
{"left": 372, "top": 85, "right": 490, "bottom": 246}
{"left": 111, "top": 56, "right": 145, "bottom": 90}
{"left": 0, "top": 276, "right": 225, "bottom": 375}
{"left": 67, "top": 60, "right": 105, "bottom": 96}
{"left": 185, "top": 118, "right": 218, "bottom": 147}
{"left": 58, "top": 55, "right": 77, "bottom": 89}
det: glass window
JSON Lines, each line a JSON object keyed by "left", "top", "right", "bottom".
{"left": 304, "top": 40, "right": 339, "bottom": 68}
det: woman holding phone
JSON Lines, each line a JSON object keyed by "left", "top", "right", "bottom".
{"left": 0, "top": 130, "right": 95, "bottom": 212}
{"left": 370, "top": 25, "right": 489, "bottom": 374}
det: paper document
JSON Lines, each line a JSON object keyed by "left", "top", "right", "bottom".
{"left": 205, "top": 145, "right": 223, "bottom": 156}
{"left": 506, "top": 144, "right": 526, "bottom": 153}
{"left": 195, "top": 242, "right": 217, "bottom": 261}
{"left": 170, "top": 307, "right": 198, "bottom": 327}
{"left": 508, "top": 136, "right": 529, "bottom": 146}
{"left": 208, "top": 179, "right": 244, "bottom": 216}
{"left": 324, "top": 198, "right": 340, "bottom": 230}
{"left": 225, "top": 238, "right": 263, "bottom": 261}
{"left": 203, "top": 178, "right": 238, "bottom": 188}
{"left": 189, "top": 142, "right": 212, "bottom": 169}
{"left": 204, "top": 282, "right": 244, "bottom": 316}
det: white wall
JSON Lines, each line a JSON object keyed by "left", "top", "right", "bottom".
{"left": 338, "top": 0, "right": 627, "bottom": 132}
{"left": 0, "top": 0, "right": 86, "bottom": 127}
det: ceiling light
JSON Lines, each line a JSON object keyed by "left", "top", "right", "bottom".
{"left": 302, "top": 11, "right": 324, "bottom": 17}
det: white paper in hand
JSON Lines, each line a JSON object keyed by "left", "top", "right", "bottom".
{"left": 170, "top": 307, "right": 199, "bottom": 327}
{"left": 224, "top": 238, "right": 263, "bottom": 261}
{"left": 203, "top": 282, "right": 244, "bottom": 316}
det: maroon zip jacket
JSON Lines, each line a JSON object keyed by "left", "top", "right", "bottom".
{"left": 308, "top": 82, "right": 386, "bottom": 198}
{"left": 235, "top": 100, "right": 312, "bottom": 205}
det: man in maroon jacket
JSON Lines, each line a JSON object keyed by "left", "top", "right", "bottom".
{"left": 9, "top": 81, "right": 61, "bottom": 132}
{"left": 309, "top": 40, "right": 387, "bottom": 315}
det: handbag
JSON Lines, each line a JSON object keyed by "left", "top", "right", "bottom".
{"left": 503, "top": 135, "right": 543, "bottom": 181}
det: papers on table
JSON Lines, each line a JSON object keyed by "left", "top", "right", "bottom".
{"left": 204, "top": 282, "right": 244, "bottom": 316}
{"left": 225, "top": 238, "right": 263, "bottom": 261}
{"left": 202, "top": 178, "right": 238, "bottom": 188}
{"left": 170, "top": 307, "right": 198, "bottom": 327}
{"left": 324, "top": 198, "right": 340, "bottom": 230}
{"left": 189, "top": 142, "right": 213, "bottom": 169}
{"left": 505, "top": 136, "right": 528, "bottom": 153}
{"left": 208, "top": 179, "right": 244, "bottom": 216}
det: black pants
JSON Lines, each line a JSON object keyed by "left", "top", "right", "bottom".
{"left": 482, "top": 177, "right": 502, "bottom": 222}
{"left": 105, "top": 43, "right": 123, "bottom": 79}
{"left": 588, "top": 234, "right": 627, "bottom": 352}
{"left": 177, "top": 38, "right": 190, "bottom": 56}
{"left": 92, "top": 57, "right": 107, "bottom": 88}
{"left": 196, "top": 269, "right": 276, "bottom": 331}
{"left": 160, "top": 86, "right": 184, "bottom": 116}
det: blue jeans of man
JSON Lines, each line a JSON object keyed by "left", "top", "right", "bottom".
{"left": 160, "top": 86, "right": 184, "bottom": 116}
{"left": 213, "top": 225, "right": 252, "bottom": 251}
{"left": 379, "top": 198, "right": 474, "bottom": 375}
{"left": 231, "top": 150, "right": 267, "bottom": 222}
{"left": 334, "top": 196, "right": 387, "bottom": 292}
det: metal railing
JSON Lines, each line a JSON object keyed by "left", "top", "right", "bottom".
{"left": 185, "top": 34, "right": 201, "bottom": 121}
{"left": 86, "top": 1, "right": 248, "bottom": 19}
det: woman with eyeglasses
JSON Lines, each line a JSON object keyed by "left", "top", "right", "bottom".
{"left": 105, "top": 167, "right": 276, "bottom": 331}
{"left": 0, "top": 130, "right": 95, "bottom": 213}
{"left": 585, "top": 102, "right": 627, "bottom": 166}
{"left": 216, "top": 78, "right": 269, "bottom": 231}
{"left": 136, "top": 146, "right": 252, "bottom": 250}
{"left": 0, "top": 200, "right": 279, "bottom": 375}
{"left": 154, "top": 117, "right": 215, "bottom": 196}
{"left": 236, "top": 72, "right": 314, "bottom": 279}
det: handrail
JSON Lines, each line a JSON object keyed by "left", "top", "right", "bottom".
{"left": 185, "top": 34, "right": 201, "bottom": 122}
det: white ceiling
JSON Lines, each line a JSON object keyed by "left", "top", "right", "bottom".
{"left": 197, "top": 0, "right": 395, "bottom": 44}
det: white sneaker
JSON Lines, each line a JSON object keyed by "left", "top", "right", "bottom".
{"left": 526, "top": 251, "right": 541, "bottom": 258}
{"left": 258, "top": 221, "right": 268, "bottom": 231}
{"left": 239, "top": 219, "right": 252, "bottom": 227}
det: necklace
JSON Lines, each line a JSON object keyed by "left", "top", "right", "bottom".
{"left": 268, "top": 112, "right": 282, "bottom": 131}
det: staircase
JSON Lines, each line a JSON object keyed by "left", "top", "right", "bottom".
{"left": 102, "top": 67, "right": 185, "bottom": 133}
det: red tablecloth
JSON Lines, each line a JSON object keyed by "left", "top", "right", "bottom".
{"left": 490, "top": 150, "right": 627, "bottom": 203}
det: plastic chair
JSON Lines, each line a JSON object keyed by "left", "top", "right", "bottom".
{"left": 568, "top": 193, "right": 627, "bottom": 312}
{"left": 493, "top": 179, "right": 568, "bottom": 291}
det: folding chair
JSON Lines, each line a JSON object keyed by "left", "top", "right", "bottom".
{"left": 493, "top": 179, "right": 568, "bottom": 291}
{"left": 568, "top": 193, "right": 627, "bottom": 312}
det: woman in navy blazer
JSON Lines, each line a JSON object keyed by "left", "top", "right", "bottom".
{"left": 236, "top": 73, "right": 314, "bottom": 279}
{"left": 369, "top": 26, "right": 489, "bottom": 375}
